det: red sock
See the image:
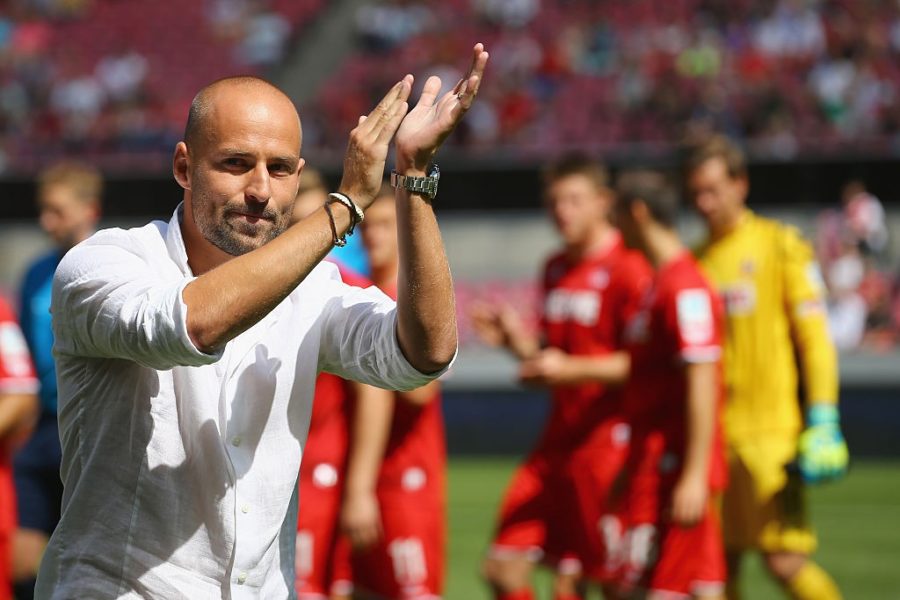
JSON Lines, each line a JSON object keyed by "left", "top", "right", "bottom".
{"left": 497, "top": 590, "right": 535, "bottom": 600}
{"left": 552, "top": 594, "right": 582, "bottom": 600}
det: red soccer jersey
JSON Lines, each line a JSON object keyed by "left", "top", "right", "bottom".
{"left": 622, "top": 252, "right": 727, "bottom": 503}
{"left": 375, "top": 282, "right": 446, "bottom": 503}
{"left": 536, "top": 234, "right": 652, "bottom": 457}
{"left": 0, "top": 296, "right": 38, "bottom": 600}
{"left": 300, "top": 263, "right": 373, "bottom": 482}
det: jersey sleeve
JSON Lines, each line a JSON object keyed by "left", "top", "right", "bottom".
{"left": 667, "top": 285, "right": 721, "bottom": 364}
{"left": 0, "top": 298, "right": 39, "bottom": 394}
{"left": 779, "top": 225, "right": 839, "bottom": 405}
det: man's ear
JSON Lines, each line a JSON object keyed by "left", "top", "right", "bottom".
{"left": 173, "top": 142, "right": 191, "bottom": 191}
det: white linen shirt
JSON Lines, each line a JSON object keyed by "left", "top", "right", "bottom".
{"left": 35, "top": 207, "right": 446, "bottom": 599}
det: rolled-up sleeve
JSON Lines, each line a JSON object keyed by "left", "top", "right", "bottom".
{"left": 52, "top": 237, "right": 222, "bottom": 370}
{"left": 316, "top": 279, "right": 453, "bottom": 391}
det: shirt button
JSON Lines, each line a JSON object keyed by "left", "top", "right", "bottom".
{"left": 231, "top": 436, "right": 242, "bottom": 447}
{"left": 237, "top": 571, "right": 247, "bottom": 584}
{"left": 241, "top": 504, "right": 250, "bottom": 514}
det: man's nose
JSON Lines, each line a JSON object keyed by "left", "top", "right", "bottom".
{"left": 245, "top": 163, "right": 271, "bottom": 203}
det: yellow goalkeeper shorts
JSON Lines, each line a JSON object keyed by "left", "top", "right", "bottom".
{"left": 722, "top": 434, "right": 817, "bottom": 554}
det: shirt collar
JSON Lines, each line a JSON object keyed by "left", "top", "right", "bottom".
{"left": 166, "top": 203, "right": 194, "bottom": 277}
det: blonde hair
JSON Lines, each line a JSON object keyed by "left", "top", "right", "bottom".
{"left": 38, "top": 162, "right": 103, "bottom": 205}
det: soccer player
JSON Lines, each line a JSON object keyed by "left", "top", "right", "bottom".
{"left": 351, "top": 185, "right": 447, "bottom": 600}
{"left": 0, "top": 296, "right": 39, "bottom": 600}
{"left": 291, "top": 182, "right": 394, "bottom": 600}
{"left": 13, "top": 161, "right": 102, "bottom": 600}
{"left": 685, "top": 136, "right": 846, "bottom": 600}
{"left": 472, "top": 156, "right": 651, "bottom": 600}
{"left": 610, "top": 171, "right": 726, "bottom": 600}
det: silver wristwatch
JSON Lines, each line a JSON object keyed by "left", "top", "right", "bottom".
{"left": 391, "top": 164, "right": 440, "bottom": 200}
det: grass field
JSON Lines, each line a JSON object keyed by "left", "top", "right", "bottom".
{"left": 445, "top": 458, "right": 900, "bottom": 599}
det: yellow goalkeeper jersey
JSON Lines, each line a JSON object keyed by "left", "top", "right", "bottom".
{"left": 697, "top": 211, "right": 838, "bottom": 443}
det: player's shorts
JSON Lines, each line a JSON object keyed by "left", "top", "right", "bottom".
{"left": 606, "top": 504, "right": 725, "bottom": 598}
{"left": 489, "top": 422, "right": 630, "bottom": 576}
{"left": 723, "top": 434, "right": 816, "bottom": 554}
{"left": 295, "top": 461, "right": 352, "bottom": 599}
{"left": 352, "top": 485, "right": 445, "bottom": 600}
{"left": 12, "top": 412, "right": 63, "bottom": 534}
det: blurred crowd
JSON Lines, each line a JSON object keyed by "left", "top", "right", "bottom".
{"left": 3, "top": 1, "right": 900, "bottom": 171}
{"left": 0, "top": 0, "right": 310, "bottom": 173}
{"left": 306, "top": 0, "right": 900, "bottom": 160}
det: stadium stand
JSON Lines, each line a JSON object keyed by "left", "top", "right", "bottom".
{"left": 0, "top": 0, "right": 325, "bottom": 173}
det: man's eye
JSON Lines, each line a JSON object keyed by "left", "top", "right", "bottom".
{"left": 270, "top": 164, "right": 291, "bottom": 174}
{"left": 224, "top": 158, "right": 246, "bottom": 168}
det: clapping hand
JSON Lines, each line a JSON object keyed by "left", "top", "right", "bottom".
{"left": 395, "top": 43, "right": 490, "bottom": 173}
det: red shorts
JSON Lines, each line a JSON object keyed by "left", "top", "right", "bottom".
{"left": 490, "top": 422, "right": 629, "bottom": 576}
{"left": 352, "top": 487, "right": 445, "bottom": 599}
{"left": 295, "top": 462, "right": 352, "bottom": 599}
{"left": 599, "top": 503, "right": 726, "bottom": 596}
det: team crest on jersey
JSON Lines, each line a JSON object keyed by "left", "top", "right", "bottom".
{"left": 589, "top": 269, "right": 610, "bottom": 289}
{"left": 545, "top": 289, "right": 601, "bottom": 326}
{"left": 676, "top": 289, "right": 714, "bottom": 345}
{"left": 312, "top": 463, "right": 339, "bottom": 488}
{"left": 720, "top": 282, "right": 756, "bottom": 316}
{"left": 740, "top": 259, "right": 756, "bottom": 276}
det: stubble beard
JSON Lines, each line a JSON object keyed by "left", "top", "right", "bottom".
{"left": 192, "top": 193, "right": 289, "bottom": 256}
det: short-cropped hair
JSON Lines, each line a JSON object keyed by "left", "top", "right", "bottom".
{"left": 542, "top": 153, "right": 609, "bottom": 193}
{"left": 616, "top": 170, "right": 680, "bottom": 228}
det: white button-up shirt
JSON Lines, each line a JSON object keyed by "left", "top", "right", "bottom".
{"left": 36, "top": 207, "right": 445, "bottom": 599}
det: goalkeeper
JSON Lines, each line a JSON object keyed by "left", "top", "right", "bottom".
{"left": 684, "top": 136, "right": 848, "bottom": 600}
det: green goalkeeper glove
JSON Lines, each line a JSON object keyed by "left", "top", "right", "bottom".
{"left": 797, "top": 404, "right": 849, "bottom": 484}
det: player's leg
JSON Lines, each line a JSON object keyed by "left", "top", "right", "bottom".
{"left": 741, "top": 436, "right": 842, "bottom": 600}
{"left": 482, "top": 459, "right": 551, "bottom": 600}
{"left": 762, "top": 552, "right": 842, "bottom": 600}
{"left": 295, "top": 472, "right": 343, "bottom": 599}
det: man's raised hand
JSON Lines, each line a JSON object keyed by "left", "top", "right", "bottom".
{"left": 395, "top": 43, "right": 489, "bottom": 173}
{"left": 339, "top": 76, "right": 412, "bottom": 208}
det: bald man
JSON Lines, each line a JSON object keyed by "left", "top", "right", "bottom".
{"left": 35, "top": 44, "right": 489, "bottom": 598}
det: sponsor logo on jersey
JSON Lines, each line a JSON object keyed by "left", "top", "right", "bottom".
{"left": 720, "top": 282, "right": 756, "bottom": 316}
{"left": 545, "top": 289, "right": 601, "bottom": 326}
{"left": 676, "top": 289, "right": 714, "bottom": 345}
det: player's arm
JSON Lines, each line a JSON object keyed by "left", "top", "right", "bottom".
{"left": 781, "top": 227, "right": 847, "bottom": 483}
{"left": 341, "top": 381, "right": 394, "bottom": 549}
{"left": 397, "top": 379, "right": 441, "bottom": 407}
{"left": 671, "top": 360, "right": 717, "bottom": 526}
{"left": 518, "top": 348, "right": 629, "bottom": 387}
{"left": 391, "top": 44, "right": 489, "bottom": 374}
